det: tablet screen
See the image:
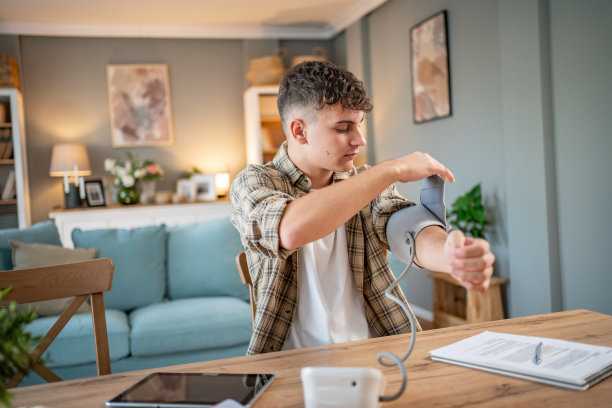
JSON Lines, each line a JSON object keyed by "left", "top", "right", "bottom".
{"left": 106, "top": 372, "right": 275, "bottom": 407}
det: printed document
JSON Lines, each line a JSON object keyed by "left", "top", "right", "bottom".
{"left": 429, "top": 331, "right": 612, "bottom": 390}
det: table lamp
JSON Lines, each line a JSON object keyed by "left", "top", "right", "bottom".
{"left": 49, "top": 143, "right": 91, "bottom": 208}
{"left": 215, "top": 172, "right": 230, "bottom": 197}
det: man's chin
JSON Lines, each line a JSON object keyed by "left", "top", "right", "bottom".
{"left": 334, "top": 161, "right": 355, "bottom": 172}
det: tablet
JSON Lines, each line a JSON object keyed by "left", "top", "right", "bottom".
{"left": 106, "top": 372, "right": 275, "bottom": 407}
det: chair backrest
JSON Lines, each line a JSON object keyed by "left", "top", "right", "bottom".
{"left": 0, "top": 257, "right": 114, "bottom": 387}
{"left": 235, "top": 252, "right": 255, "bottom": 327}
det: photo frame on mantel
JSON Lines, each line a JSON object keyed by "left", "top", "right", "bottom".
{"left": 84, "top": 180, "right": 106, "bottom": 207}
{"left": 410, "top": 10, "right": 452, "bottom": 124}
{"left": 107, "top": 64, "right": 175, "bottom": 147}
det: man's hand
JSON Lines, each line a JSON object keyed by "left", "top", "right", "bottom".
{"left": 443, "top": 230, "right": 495, "bottom": 292}
{"left": 386, "top": 152, "right": 456, "bottom": 184}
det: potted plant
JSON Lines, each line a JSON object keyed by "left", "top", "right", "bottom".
{"left": 0, "top": 288, "right": 40, "bottom": 407}
{"left": 447, "top": 183, "right": 488, "bottom": 239}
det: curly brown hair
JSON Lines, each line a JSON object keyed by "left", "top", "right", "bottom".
{"left": 277, "top": 60, "right": 373, "bottom": 130}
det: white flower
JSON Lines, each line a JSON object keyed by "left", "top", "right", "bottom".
{"left": 121, "top": 175, "right": 135, "bottom": 188}
{"left": 104, "top": 158, "right": 116, "bottom": 172}
{"left": 134, "top": 169, "right": 146, "bottom": 179}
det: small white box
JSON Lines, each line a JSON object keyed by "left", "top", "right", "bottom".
{"left": 301, "top": 367, "right": 385, "bottom": 408}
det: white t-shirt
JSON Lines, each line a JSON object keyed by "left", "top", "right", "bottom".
{"left": 282, "top": 224, "right": 371, "bottom": 350}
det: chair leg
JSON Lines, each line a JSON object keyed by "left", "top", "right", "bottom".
{"left": 91, "top": 292, "right": 111, "bottom": 375}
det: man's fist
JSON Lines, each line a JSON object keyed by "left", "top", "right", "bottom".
{"left": 443, "top": 230, "right": 495, "bottom": 292}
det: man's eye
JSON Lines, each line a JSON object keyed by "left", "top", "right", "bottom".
{"left": 336, "top": 128, "right": 348, "bottom": 133}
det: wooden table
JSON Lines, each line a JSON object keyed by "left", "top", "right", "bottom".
{"left": 12, "top": 310, "right": 612, "bottom": 408}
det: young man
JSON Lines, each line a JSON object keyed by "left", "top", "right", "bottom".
{"left": 231, "top": 61, "right": 495, "bottom": 355}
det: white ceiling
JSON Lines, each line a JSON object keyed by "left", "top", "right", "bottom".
{"left": 0, "top": 0, "right": 388, "bottom": 39}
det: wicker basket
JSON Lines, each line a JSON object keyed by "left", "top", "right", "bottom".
{"left": 0, "top": 54, "right": 20, "bottom": 89}
{"left": 246, "top": 54, "right": 285, "bottom": 85}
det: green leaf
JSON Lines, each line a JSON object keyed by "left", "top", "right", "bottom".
{"left": 449, "top": 182, "right": 488, "bottom": 238}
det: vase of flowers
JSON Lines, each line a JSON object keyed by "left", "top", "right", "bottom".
{"left": 105, "top": 152, "right": 164, "bottom": 206}
{"left": 140, "top": 161, "right": 164, "bottom": 204}
{"left": 116, "top": 185, "right": 140, "bottom": 205}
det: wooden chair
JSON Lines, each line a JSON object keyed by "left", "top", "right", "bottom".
{"left": 0, "top": 258, "right": 114, "bottom": 387}
{"left": 235, "top": 252, "right": 255, "bottom": 327}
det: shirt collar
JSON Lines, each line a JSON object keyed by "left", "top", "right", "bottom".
{"left": 273, "top": 141, "right": 355, "bottom": 192}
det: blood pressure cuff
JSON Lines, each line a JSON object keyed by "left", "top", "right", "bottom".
{"left": 386, "top": 175, "right": 449, "bottom": 265}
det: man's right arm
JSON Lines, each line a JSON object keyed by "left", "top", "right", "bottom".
{"left": 279, "top": 152, "right": 455, "bottom": 250}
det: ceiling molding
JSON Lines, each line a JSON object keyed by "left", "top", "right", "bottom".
{"left": 0, "top": 21, "right": 337, "bottom": 39}
{"left": 0, "top": 0, "right": 388, "bottom": 39}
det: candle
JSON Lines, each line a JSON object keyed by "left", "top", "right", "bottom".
{"left": 74, "top": 164, "right": 79, "bottom": 186}
{"left": 63, "top": 172, "right": 69, "bottom": 194}
{"left": 79, "top": 176, "right": 85, "bottom": 199}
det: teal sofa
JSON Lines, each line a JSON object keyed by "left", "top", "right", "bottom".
{"left": 0, "top": 219, "right": 252, "bottom": 386}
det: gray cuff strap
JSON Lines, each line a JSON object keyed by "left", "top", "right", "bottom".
{"left": 386, "top": 204, "right": 446, "bottom": 265}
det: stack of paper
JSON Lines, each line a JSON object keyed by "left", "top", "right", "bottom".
{"left": 429, "top": 331, "right": 612, "bottom": 390}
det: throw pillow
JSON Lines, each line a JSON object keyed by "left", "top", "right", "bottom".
{"left": 10, "top": 240, "right": 98, "bottom": 316}
{"left": 0, "top": 220, "right": 62, "bottom": 270}
{"left": 167, "top": 217, "right": 249, "bottom": 301}
{"left": 71, "top": 225, "right": 167, "bottom": 312}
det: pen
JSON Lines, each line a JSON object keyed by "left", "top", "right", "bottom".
{"left": 534, "top": 341, "right": 543, "bottom": 365}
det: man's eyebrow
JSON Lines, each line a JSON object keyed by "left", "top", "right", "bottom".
{"left": 335, "top": 116, "right": 365, "bottom": 125}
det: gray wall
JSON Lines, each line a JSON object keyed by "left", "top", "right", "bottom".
{"left": 348, "top": 0, "right": 612, "bottom": 317}
{"left": 20, "top": 37, "right": 246, "bottom": 223}
{"left": 549, "top": 0, "right": 612, "bottom": 313}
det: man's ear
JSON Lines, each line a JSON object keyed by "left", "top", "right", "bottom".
{"left": 290, "top": 119, "right": 308, "bottom": 145}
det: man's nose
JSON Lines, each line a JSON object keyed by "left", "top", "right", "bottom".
{"left": 351, "top": 128, "right": 367, "bottom": 146}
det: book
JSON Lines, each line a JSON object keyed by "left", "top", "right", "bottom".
{"left": 0, "top": 129, "right": 9, "bottom": 158}
{"left": 429, "top": 331, "right": 612, "bottom": 391}
{"left": 2, "top": 138, "right": 12, "bottom": 159}
{"left": 1, "top": 169, "right": 15, "bottom": 199}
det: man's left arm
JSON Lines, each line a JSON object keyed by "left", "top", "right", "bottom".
{"left": 414, "top": 226, "right": 495, "bottom": 292}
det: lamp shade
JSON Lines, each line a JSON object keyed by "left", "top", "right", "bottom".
{"left": 49, "top": 143, "right": 91, "bottom": 177}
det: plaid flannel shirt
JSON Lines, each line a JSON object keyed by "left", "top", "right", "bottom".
{"left": 230, "top": 143, "right": 422, "bottom": 355}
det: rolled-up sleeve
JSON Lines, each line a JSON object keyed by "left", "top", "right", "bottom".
{"left": 230, "top": 165, "right": 296, "bottom": 259}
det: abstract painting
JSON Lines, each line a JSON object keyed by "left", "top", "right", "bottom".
{"left": 410, "top": 11, "right": 452, "bottom": 123}
{"left": 107, "top": 64, "right": 174, "bottom": 146}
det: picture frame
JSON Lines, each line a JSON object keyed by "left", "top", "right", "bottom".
{"left": 191, "top": 174, "right": 216, "bottom": 202}
{"left": 176, "top": 179, "right": 196, "bottom": 202}
{"left": 106, "top": 64, "right": 175, "bottom": 147}
{"left": 410, "top": 10, "right": 452, "bottom": 124}
{"left": 84, "top": 180, "right": 106, "bottom": 207}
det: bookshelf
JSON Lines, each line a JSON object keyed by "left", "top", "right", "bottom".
{"left": 243, "top": 85, "right": 284, "bottom": 164}
{"left": 0, "top": 88, "right": 30, "bottom": 228}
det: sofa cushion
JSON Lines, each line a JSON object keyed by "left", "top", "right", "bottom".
{"left": 72, "top": 225, "right": 166, "bottom": 312}
{"left": 10, "top": 240, "right": 97, "bottom": 316}
{"left": 25, "top": 309, "right": 130, "bottom": 368}
{"left": 167, "top": 218, "right": 248, "bottom": 301}
{"left": 129, "top": 297, "right": 252, "bottom": 357}
{"left": 0, "top": 221, "right": 61, "bottom": 270}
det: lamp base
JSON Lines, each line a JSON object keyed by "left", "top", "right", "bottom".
{"left": 64, "top": 184, "right": 83, "bottom": 209}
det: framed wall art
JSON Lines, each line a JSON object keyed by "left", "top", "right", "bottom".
{"left": 410, "top": 10, "right": 452, "bottom": 123}
{"left": 107, "top": 64, "right": 175, "bottom": 147}
{"left": 84, "top": 180, "right": 106, "bottom": 207}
